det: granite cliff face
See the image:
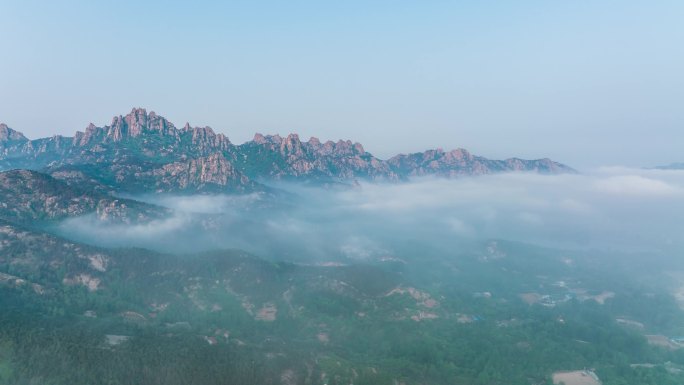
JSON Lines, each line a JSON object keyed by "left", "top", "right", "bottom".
{"left": 0, "top": 108, "right": 573, "bottom": 193}
{"left": 146, "top": 152, "right": 255, "bottom": 193}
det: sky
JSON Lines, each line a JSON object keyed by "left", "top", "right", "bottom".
{"left": 0, "top": 0, "right": 682, "bottom": 169}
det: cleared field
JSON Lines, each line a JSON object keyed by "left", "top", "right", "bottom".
{"left": 646, "top": 334, "right": 681, "bottom": 350}
{"left": 552, "top": 370, "right": 601, "bottom": 385}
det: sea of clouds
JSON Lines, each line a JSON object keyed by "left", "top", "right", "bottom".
{"left": 56, "top": 167, "right": 684, "bottom": 260}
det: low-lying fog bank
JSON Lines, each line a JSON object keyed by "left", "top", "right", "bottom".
{"left": 54, "top": 168, "right": 684, "bottom": 260}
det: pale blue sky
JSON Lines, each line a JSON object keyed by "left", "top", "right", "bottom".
{"left": 1, "top": 1, "right": 682, "bottom": 169}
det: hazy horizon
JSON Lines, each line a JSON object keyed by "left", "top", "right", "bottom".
{"left": 2, "top": 1, "right": 683, "bottom": 169}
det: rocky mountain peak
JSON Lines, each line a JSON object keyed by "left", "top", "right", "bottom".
{"left": 253, "top": 133, "right": 267, "bottom": 144}
{"left": 308, "top": 136, "right": 321, "bottom": 147}
{"left": 179, "top": 124, "right": 232, "bottom": 152}
{"left": 0, "top": 123, "right": 28, "bottom": 142}
{"left": 444, "top": 148, "right": 472, "bottom": 161}
{"left": 76, "top": 108, "right": 179, "bottom": 145}
{"left": 252, "top": 133, "right": 283, "bottom": 145}
{"left": 73, "top": 123, "right": 99, "bottom": 146}
{"left": 191, "top": 125, "right": 215, "bottom": 138}
{"left": 329, "top": 139, "right": 364, "bottom": 156}
{"left": 116, "top": 107, "right": 175, "bottom": 138}
{"left": 282, "top": 133, "right": 303, "bottom": 153}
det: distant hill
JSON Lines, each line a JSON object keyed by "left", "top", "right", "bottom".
{"left": 0, "top": 169, "right": 168, "bottom": 223}
{"left": 654, "top": 163, "right": 684, "bottom": 170}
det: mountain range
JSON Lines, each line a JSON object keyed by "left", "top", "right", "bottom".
{"left": 0, "top": 108, "right": 573, "bottom": 194}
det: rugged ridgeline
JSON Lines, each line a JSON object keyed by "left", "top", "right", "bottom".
{"left": 0, "top": 108, "right": 573, "bottom": 193}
